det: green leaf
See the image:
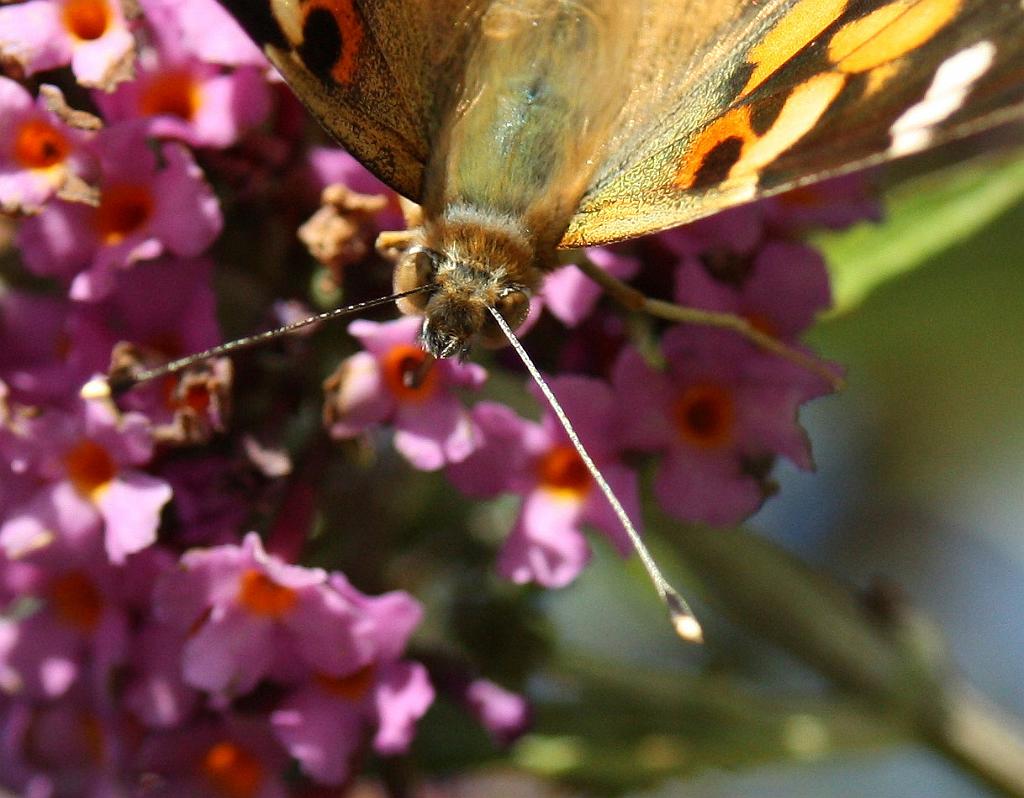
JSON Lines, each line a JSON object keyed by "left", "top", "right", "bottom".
{"left": 817, "top": 152, "right": 1024, "bottom": 315}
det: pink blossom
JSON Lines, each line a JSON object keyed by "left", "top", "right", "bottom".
{"left": 0, "top": 293, "right": 90, "bottom": 404}
{"left": 0, "top": 256, "right": 221, "bottom": 411}
{"left": 120, "top": 622, "right": 198, "bottom": 730}
{"left": 0, "top": 521, "right": 171, "bottom": 704}
{"left": 0, "top": 0, "right": 135, "bottom": 90}
{"left": 538, "top": 247, "right": 640, "bottom": 328}
{"left": 271, "top": 573, "right": 433, "bottom": 785}
{"left": 464, "top": 679, "right": 530, "bottom": 747}
{"left": 94, "top": 43, "right": 270, "bottom": 148}
{"left": 0, "top": 77, "right": 93, "bottom": 214}
{"left": 138, "top": 0, "right": 267, "bottom": 67}
{"left": 324, "top": 317, "right": 487, "bottom": 470}
{"left": 152, "top": 534, "right": 434, "bottom": 786}
{"left": 765, "top": 173, "right": 884, "bottom": 232}
{"left": 153, "top": 534, "right": 420, "bottom": 700}
{"left": 0, "top": 685, "right": 134, "bottom": 796}
{"left": 448, "top": 377, "right": 641, "bottom": 588}
{"left": 17, "top": 124, "right": 222, "bottom": 301}
{"left": 0, "top": 397, "right": 172, "bottom": 563}
{"left": 659, "top": 203, "right": 766, "bottom": 259}
{"left": 613, "top": 327, "right": 828, "bottom": 526}
{"left": 674, "top": 241, "right": 832, "bottom": 341}
{"left": 73, "top": 255, "right": 226, "bottom": 428}
{"left": 134, "top": 715, "right": 290, "bottom": 798}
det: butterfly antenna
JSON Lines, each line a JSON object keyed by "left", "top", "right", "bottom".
{"left": 488, "top": 307, "right": 703, "bottom": 643}
{"left": 81, "top": 286, "right": 432, "bottom": 399}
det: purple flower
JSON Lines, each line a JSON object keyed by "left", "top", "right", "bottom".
{"left": 0, "top": 77, "right": 92, "bottom": 214}
{"left": 765, "top": 173, "right": 884, "bottom": 232}
{"left": 0, "top": 0, "right": 135, "bottom": 90}
{"left": 270, "top": 573, "right": 433, "bottom": 785}
{"left": 152, "top": 534, "right": 434, "bottom": 786}
{"left": 0, "top": 685, "right": 134, "bottom": 796}
{"left": 0, "top": 256, "right": 222, "bottom": 412}
{"left": 121, "top": 622, "right": 198, "bottom": 730}
{"left": 324, "top": 317, "right": 487, "bottom": 470}
{"left": 538, "top": 247, "right": 640, "bottom": 328}
{"left": 674, "top": 241, "right": 832, "bottom": 341}
{"left": 464, "top": 679, "right": 531, "bottom": 747}
{"left": 448, "top": 377, "right": 641, "bottom": 588}
{"left": 613, "top": 326, "right": 827, "bottom": 526}
{"left": 138, "top": 0, "right": 267, "bottom": 67}
{"left": 0, "top": 558, "right": 125, "bottom": 701}
{"left": 153, "top": 533, "right": 372, "bottom": 701}
{"left": 659, "top": 203, "right": 766, "bottom": 259}
{"left": 94, "top": 43, "right": 270, "bottom": 148}
{"left": 134, "top": 715, "right": 290, "bottom": 798}
{"left": 17, "top": 124, "right": 222, "bottom": 301}
{"left": 0, "top": 292, "right": 90, "bottom": 405}
{"left": 0, "top": 397, "right": 172, "bottom": 564}
{"left": 0, "top": 521, "right": 172, "bottom": 705}
{"left": 74, "top": 255, "right": 227, "bottom": 434}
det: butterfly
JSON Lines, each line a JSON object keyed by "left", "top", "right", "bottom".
{"left": 214, "top": 0, "right": 1023, "bottom": 359}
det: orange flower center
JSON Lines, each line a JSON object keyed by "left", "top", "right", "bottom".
{"left": 536, "top": 444, "right": 591, "bottom": 499}
{"left": 49, "top": 570, "right": 104, "bottom": 631}
{"left": 237, "top": 568, "right": 297, "bottom": 618}
{"left": 63, "top": 439, "right": 117, "bottom": 501}
{"left": 672, "top": 383, "right": 736, "bottom": 449}
{"left": 315, "top": 664, "right": 376, "bottom": 701}
{"left": 94, "top": 183, "right": 154, "bottom": 244}
{"left": 381, "top": 344, "right": 438, "bottom": 402}
{"left": 13, "top": 119, "right": 70, "bottom": 170}
{"left": 61, "top": 0, "right": 111, "bottom": 41}
{"left": 139, "top": 69, "right": 202, "bottom": 121}
{"left": 201, "top": 741, "right": 264, "bottom": 798}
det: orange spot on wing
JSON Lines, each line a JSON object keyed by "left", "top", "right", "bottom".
{"left": 308, "top": 0, "right": 364, "bottom": 85}
{"left": 673, "top": 106, "right": 754, "bottom": 191}
{"left": 676, "top": 71, "right": 846, "bottom": 194}
{"left": 864, "top": 61, "right": 903, "bottom": 96}
{"left": 741, "top": 0, "right": 848, "bottom": 97}
{"left": 828, "top": 0, "right": 961, "bottom": 74}
{"left": 729, "top": 72, "right": 847, "bottom": 179}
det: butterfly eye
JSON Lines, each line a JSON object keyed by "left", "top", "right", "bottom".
{"left": 480, "top": 288, "right": 530, "bottom": 348}
{"left": 393, "top": 248, "right": 437, "bottom": 314}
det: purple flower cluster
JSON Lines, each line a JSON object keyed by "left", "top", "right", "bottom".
{"left": 0, "top": 1, "right": 532, "bottom": 793}
{"left": 0, "top": 0, "right": 876, "bottom": 792}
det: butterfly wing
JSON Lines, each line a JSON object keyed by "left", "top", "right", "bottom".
{"left": 561, "top": 0, "right": 1024, "bottom": 248}
{"left": 216, "top": 0, "right": 487, "bottom": 201}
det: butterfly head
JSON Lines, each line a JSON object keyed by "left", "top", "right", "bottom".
{"left": 393, "top": 245, "right": 532, "bottom": 359}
